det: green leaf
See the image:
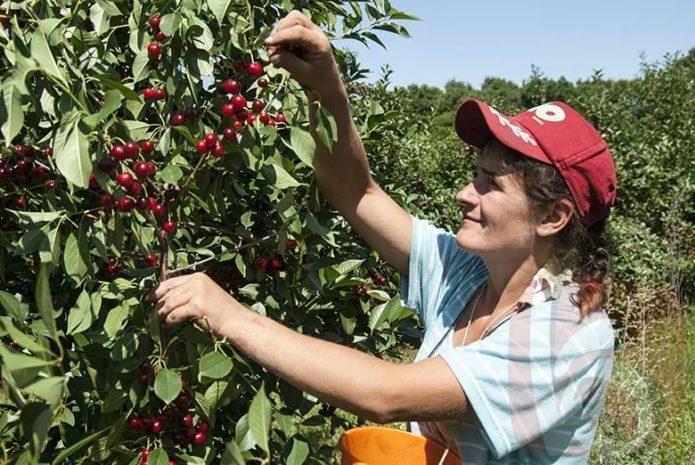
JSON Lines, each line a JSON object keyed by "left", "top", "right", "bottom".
{"left": 83, "top": 90, "right": 124, "bottom": 128}
{"left": 103, "top": 304, "right": 129, "bottom": 337}
{"left": 23, "top": 376, "right": 64, "bottom": 409}
{"left": 286, "top": 437, "right": 310, "bottom": 465}
{"left": 249, "top": 383, "right": 271, "bottom": 453}
{"left": 262, "top": 163, "right": 303, "bottom": 189}
{"left": 54, "top": 119, "right": 91, "bottom": 188}
{"left": 95, "top": 74, "right": 140, "bottom": 101}
{"left": 159, "top": 164, "right": 184, "bottom": 184}
{"left": 31, "top": 25, "right": 67, "bottom": 85}
{"left": 50, "top": 428, "right": 110, "bottom": 465}
{"left": 131, "top": 50, "right": 150, "bottom": 83}
{"left": 36, "top": 263, "right": 58, "bottom": 341}
{"left": 20, "top": 402, "right": 53, "bottom": 460}
{"left": 146, "top": 449, "right": 169, "bottom": 465}
{"left": 315, "top": 106, "right": 338, "bottom": 150}
{"left": 66, "top": 289, "right": 93, "bottom": 335}
{"left": 221, "top": 439, "right": 245, "bottom": 465}
{"left": 63, "top": 231, "right": 89, "bottom": 283}
{"left": 208, "top": 0, "right": 232, "bottom": 25}
{"left": 0, "top": 291, "right": 26, "bottom": 321}
{"left": 0, "top": 345, "right": 53, "bottom": 372}
{"left": 8, "top": 210, "right": 63, "bottom": 224}
{"left": 153, "top": 368, "right": 182, "bottom": 405}
{"left": 2, "top": 83, "right": 24, "bottom": 147}
{"left": 288, "top": 127, "right": 316, "bottom": 167}
{"left": 198, "top": 351, "right": 233, "bottom": 380}
{"left": 0, "top": 320, "right": 49, "bottom": 355}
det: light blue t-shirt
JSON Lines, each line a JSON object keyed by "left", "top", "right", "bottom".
{"left": 399, "top": 216, "right": 614, "bottom": 465}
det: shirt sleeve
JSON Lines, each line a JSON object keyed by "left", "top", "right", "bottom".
{"left": 438, "top": 303, "right": 614, "bottom": 459}
{"left": 399, "top": 215, "right": 485, "bottom": 328}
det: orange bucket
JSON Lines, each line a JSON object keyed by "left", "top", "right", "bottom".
{"left": 339, "top": 426, "right": 462, "bottom": 465}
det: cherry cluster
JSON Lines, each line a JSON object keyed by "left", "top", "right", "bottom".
{"left": 126, "top": 362, "right": 210, "bottom": 463}
{"left": 250, "top": 238, "right": 298, "bottom": 274}
{"left": 0, "top": 144, "right": 56, "bottom": 208}
{"left": 96, "top": 138, "right": 178, "bottom": 235}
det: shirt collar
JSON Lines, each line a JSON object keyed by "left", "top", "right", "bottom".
{"left": 518, "top": 265, "right": 573, "bottom": 307}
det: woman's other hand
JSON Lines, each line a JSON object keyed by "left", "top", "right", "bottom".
{"left": 265, "top": 11, "right": 345, "bottom": 104}
{"left": 149, "top": 272, "right": 246, "bottom": 337}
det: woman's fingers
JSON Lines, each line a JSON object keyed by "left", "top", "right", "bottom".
{"left": 155, "top": 286, "right": 191, "bottom": 321}
{"left": 271, "top": 10, "right": 315, "bottom": 36}
{"left": 266, "top": 24, "right": 327, "bottom": 55}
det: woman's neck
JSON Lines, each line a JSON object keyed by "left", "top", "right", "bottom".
{"left": 480, "top": 250, "right": 549, "bottom": 314}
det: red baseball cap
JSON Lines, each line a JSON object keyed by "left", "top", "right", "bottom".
{"left": 455, "top": 98, "right": 617, "bottom": 226}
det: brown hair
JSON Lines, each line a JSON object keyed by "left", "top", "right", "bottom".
{"left": 494, "top": 142, "right": 612, "bottom": 318}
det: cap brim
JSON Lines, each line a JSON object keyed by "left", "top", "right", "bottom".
{"left": 455, "top": 98, "right": 550, "bottom": 164}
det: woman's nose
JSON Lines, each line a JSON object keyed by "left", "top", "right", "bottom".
{"left": 455, "top": 181, "right": 477, "bottom": 206}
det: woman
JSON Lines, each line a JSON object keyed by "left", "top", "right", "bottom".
{"left": 151, "top": 11, "right": 617, "bottom": 464}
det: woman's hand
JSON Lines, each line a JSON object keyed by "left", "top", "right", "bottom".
{"left": 265, "top": 11, "right": 345, "bottom": 104}
{"left": 149, "top": 272, "right": 246, "bottom": 337}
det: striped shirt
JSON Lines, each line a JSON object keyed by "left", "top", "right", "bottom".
{"left": 399, "top": 216, "right": 614, "bottom": 465}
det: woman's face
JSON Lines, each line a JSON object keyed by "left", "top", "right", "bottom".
{"left": 454, "top": 142, "right": 538, "bottom": 259}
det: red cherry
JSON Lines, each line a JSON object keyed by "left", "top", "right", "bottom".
{"left": 146, "top": 162, "right": 157, "bottom": 177}
{"left": 89, "top": 172, "right": 99, "bottom": 188}
{"left": 140, "top": 360, "right": 150, "bottom": 372}
{"left": 44, "top": 179, "right": 57, "bottom": 189}
{"left": 195, "top": 140, "right": 208, "bottom": 153}
{"left": 14, "top": 197, "right": 26, "bottom": 208}
{"left": 162, "top": 221, "right": 177, "bottom": 234}
{"left": 134, "top": 161, "right": 150, "bottom": 179}
{"left": 99, "top": 157, "right": 117, "bottom": 172}
{"left": 128, "top": 180, "right": 143, "bottom": 195}
{"left": 100, "top": 193, "right": 114, "bottom": 207}
{"left": 203, "top": 132, "right": 217, "bottom": 147}
{"left": 116, "top": 172, "right": 133, "bottom": 186}
{"left": 153, "top": 88, "right": 166, "bottom": 99}
{"left": 128, "top": 417, "right": 143, "bottom": 430}
{"left": 269, "top": 256, "right": 284, "bottom": 272}
{"left": 221, "top": 79, "right": 241, "bottom": 94}
{"left": 148, "top": 197, "right": 158, "bottom": 210}
{"left": 143, "top": 88, "right": 156, "bottom": 100}
{"left": 125, "top": 141, "right": 140, "bottom": 157}
{"left": 138, "top": 373, "right": 149, "bottom": 384}
{"left": 168, "top": 460, "right": 176, "bottom": 465}
{"left": 140, "top": 140, "right": 155, "bottom": 153}
{"left": 257, "top": 78, "right": 268, "bottom": 88}
{"left": 246, "top": 62, "right": 263, "bottom": 76}
{"left": 246, "top": 115, "right": 255, "bottom": 126}
{"left": 259, "top": 112, "right": 271, "bottom": 125}
{"left": 117, "top": 197, "right": 135, "bottom": 212}
{"left": 197, "top": 421, "right": 209, "bottom": 433}
{"left": 148, "top": 16, "right": 161, "bottom": 30}
{"left": 153, "top": 203, "right": 167, "bottom": 217}
{"left": 232, "top": 60, "right": 245, "bottom": 72}
{"left": 141, "top": 449, "right": 151, "bottom": 459}
{"left": 154, "top": 31, "right": 167, "bottom": 42}
{"left": 110, "top": 144, "right": 127, "bottom": 161}
{"left": 375, "top": 274, "right": 388, "bottom": 285}
{"left": 251, "top": 99, "right": 264, "bottom": 113}
{"left": 193, "top": 432, "right": 206, "bottom": 445}
{"left": 136, "top": 197, "right": 150, "bottom": 211}
{"left": 44, "top": 147, "right": 54, "bottom": 157}
{"left": 230, "top": 94, "right": 246, "bottom": 109}
{"left": 252, "top": 257, "right": 268, "bottom": 271}
{"left": 275, "top": 113, "right": 287, "bottom": 124}
{"left": 16, "top": 159, "right": 31, "bottom": 173}
{"left": 181, "top": 414, "right": 193, "bottom": 427}
{"left": 31, "top": 165, "right": 48, "bottom": 179}
{"left": 285, "top": 239, "right": 298, "bottom": 250}
{"left": 143, "top": 254, "right": 158, "bottom": 266}
{"left": 183, "top": 107, "right": 197, "bottom": 120}
{"left": 221, "top": 102, "right": 235, "bottom": 116}
{"left": 233, "top": 120, "right": 244, "bottom": 133}
{"left": 235, "top": 109, "right": 249, "bottom": 121}
{"left": 147, "top": 42, "right": 161, "bottom": 56}
{"left": 268, "top": 118, "right": 276, "bottom": 127}
{"left": 223, "top": 127, "right": 236, "bottom": 140}
{"left": 211, "top": 144, "right": 224, "bottom": 157}
{"left": 171, "top": 113, "right": 186, "bottom": 125}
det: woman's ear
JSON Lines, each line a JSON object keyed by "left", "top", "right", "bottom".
{"left": 537, "top": 199, "right": 574, "bottom": 237}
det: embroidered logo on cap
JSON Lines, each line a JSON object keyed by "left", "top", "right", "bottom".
{"left": 488, "top": 107, "right": 538, "bottom": 146}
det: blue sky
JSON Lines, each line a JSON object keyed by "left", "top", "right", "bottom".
{"left": 335, "top": 0, "right": 695, "bottom": 89}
